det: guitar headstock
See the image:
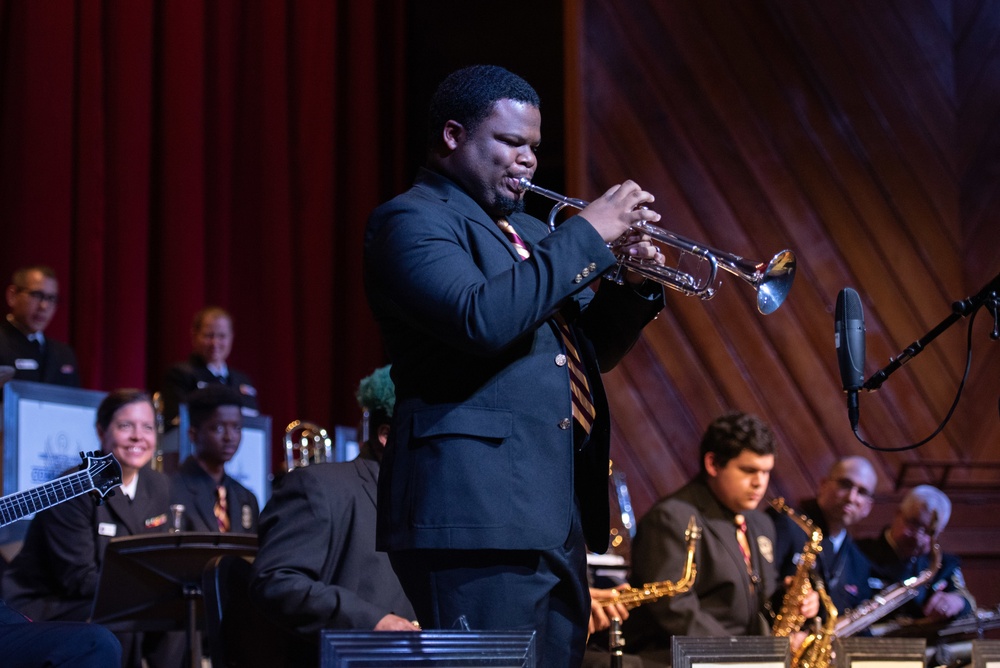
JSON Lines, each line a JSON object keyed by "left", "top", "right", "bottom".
{"left": 79, "top": 451, "right": 123, "bottom": 499}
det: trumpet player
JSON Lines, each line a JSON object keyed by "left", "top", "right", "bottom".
{"left": 625, "top": 412, "right": 819, "bottom": 666}
{"left": 364, "top": 64, "right": 668, "bottom": 668}
{"left": 770, "top": 456, "right": 878, "bottom": 614}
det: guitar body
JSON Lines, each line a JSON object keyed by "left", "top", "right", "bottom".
{"left": 0, "top": 451, "right": 123, "bottom": 528}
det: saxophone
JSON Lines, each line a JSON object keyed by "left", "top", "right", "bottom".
{"left": 792, "top": 577, "right": 838, "bottom": 668}
{"left": 593, "top": 516, "right": 701, "bottom": 610}
{"left": 834, "top": 542, "right": 942, "bottom": 638}
{"left": 771, "top": 498, "right": 825, "bottom": 637}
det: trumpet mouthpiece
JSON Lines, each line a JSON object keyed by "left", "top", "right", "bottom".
{"left": 517, "top": 177, "right": 533, "bottom": 191}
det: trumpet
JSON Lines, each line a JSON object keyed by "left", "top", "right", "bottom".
{"left": 517, "top": 178, "right": 797, "bottom": 315}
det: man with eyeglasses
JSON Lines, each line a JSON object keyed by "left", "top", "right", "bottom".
{"left": 168, "top": 384, "right": 259, "bottom": 533}
{"left": 857, "top": 485, "right": 975, "bottom": 625}
{"left": 770, "top": 455, "right": 879, "bottom": 614}
{"left": 1, "top": 265, "right": 79, "bottom": 387}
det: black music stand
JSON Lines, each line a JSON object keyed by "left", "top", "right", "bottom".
{"left": 90, "top": 532, "right": 257, "bottom": 667}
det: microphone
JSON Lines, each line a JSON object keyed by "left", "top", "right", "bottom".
{"left": 835, "top": 287, "right": 866, "bottom": 430}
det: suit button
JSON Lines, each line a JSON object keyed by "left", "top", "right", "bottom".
{"left": 555, "top": 354, "right": 567, "bottom": 366}
{"left": 581, "top": 267, "right": 591, "bottom": 277}
{"left": 558, "top": 418, "right": 572, "bottom": 430}
{"left": 574, "top": 274, "right": 583, "bottom": 283}
{"left": 588, "top": 262, "right": 597, "bottom": 271}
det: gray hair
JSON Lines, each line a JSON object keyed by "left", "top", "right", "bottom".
{"left": 901, "top": 484, "right": 951, "bottom": 534}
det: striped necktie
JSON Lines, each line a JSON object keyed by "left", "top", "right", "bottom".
{"left": 214, "top": 485, "right": 230, "bottom": 533}
{"left": 496, "top": 218, "right": 596, "bottom": 435}
{"left": 734, "top": 513, "right": 752, "bottom": 572}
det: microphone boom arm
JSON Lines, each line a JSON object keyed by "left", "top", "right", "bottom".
{"left": 863, "top": 271, "right": 1000, "bottom": 391}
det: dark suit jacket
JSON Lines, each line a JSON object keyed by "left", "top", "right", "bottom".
{"left": 0, "top": 318, "right": 79, "bottom": 386}
{"left": 168, "top": 456, "right": 259, "bottom": 533}
{"left": 770, "top": 498, "right": 873, "bottom": 613}
{"left": 2, "top": 469, "right": 171, "bottom": 621}
{"left": 364, "top": 168, "right": 663, "bottom": 554}
{"left": 160, "top": 354, "right": 258, "bottom": 425}
{"left": 624, "top": 477, "right": 779, "bottom": 655}
{"left": 250, "top": 459, "right": 415, "bottom": 665}
{"left": 856, "top": 530, "right": 975, "bottom": 620}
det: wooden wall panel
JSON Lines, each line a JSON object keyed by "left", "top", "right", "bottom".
{"left": 569, "top": 0, "right": 1000, "bottom": 599}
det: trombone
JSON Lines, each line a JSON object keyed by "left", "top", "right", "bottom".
{"left": 518, "top": 178, "right": 796, "bottom": 315}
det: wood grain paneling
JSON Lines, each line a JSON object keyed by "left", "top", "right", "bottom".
{"left": 568, "top": 0, "right": 1000, "bottom": 598}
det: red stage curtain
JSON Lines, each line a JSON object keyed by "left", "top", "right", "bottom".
{"left": 0, "top": 0, "right": 406, "bottom": 466}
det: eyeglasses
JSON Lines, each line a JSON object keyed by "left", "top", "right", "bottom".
{"left": 17, "top": 288, "right": 59, "bottom": 305}
{"left": 204, "top": 423, "right": 243, "bottom": 436}
{"left": 832, "top": 477, "right": 873, "bottom": 500}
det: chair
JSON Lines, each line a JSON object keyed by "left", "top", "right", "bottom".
{"left": 202, "top": 554, "right": 290, "bottom": 667}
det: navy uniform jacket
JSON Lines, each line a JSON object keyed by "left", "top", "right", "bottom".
{"left": 364, "top": 168, "right": 664, "bottom": 554}
{"left": 1, "top": 469, "right": 171, "bottom": 621}
{"left": 168, "top": 455, "right": 259, "bottom": 533}
{"left": 250, "top": 459, "right": 415, "bottom": 665}
{"left": 625, "top": 477, "right": 779, "bottom": 656}
{"left": 160, "top": 354, "right": 258, "bottom": 425}
{"left": 856, "top": 530, "right": 975, "bottom": 620}
{"left": 770, "top": 498, "right": 873, "bottom": 613}
{"left": 0, "top": 318, "right": 79, "bottom": 386}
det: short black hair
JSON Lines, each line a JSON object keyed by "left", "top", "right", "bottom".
{"left": 186, "top": 385, "right": 244, "bottom": 428}
{"left": 699, "top": 411, "right": 776, "bottom": 473}
{"left": 427, "top": 64, "right": 540, "bottom": 149}
{"left": 96, "top": 389, "right": 154, "bottom": 431}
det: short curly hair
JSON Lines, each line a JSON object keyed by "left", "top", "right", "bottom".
{"left": 355, "top": 365, "right": 395, "bottom": 428}
{"left": 427, "top": 64, "right": 540, "bottom": 149}
{"left": 699, "top": 411, "right": 776, "bottom": 473}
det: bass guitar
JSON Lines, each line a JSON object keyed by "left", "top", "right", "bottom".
{"left": 0, "top": 451, "right": 122, "bottom": 528}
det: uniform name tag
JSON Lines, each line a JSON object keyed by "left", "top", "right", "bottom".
{"left": 98, "top": 522, "right": 118, "bottom": 537}
{"left": 14, "top": 358, "right": 39, "bottom": 370}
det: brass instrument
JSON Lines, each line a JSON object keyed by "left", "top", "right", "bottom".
{"left": 517, "top": 179, "right": 797, "bottom": 315}
{"left": 593, "top": 516, "right": 701, "bottom": 610}
{"left": 283, "top": 420, "right": 334, "bottom": 471}
{"left": 771, "top": 498, "right": 825, "bottom": 638}
{"left": 792, "top": 577, "right": 838, "bottom": 668}
{"left": 834, "top": 542, "right": 943, "bottom": 638}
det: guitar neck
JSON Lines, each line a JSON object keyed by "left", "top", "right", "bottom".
{"left": 0, "top": 470, "right": 97, "bottom": 528}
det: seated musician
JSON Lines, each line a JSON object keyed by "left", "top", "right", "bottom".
{"left": 770, "top": 456, "right": 878, "bottom": 615}
{"left": 2, "top": 388, "right": 183, "bottom": 667}
{"left": 249, "top": 366, "right": 415, "bottom": 666}
{"left": 857, "top": 485, "right": 975, "bottom": 625}
{"left": 623, "top": 411, "right": 819, "bottom": 667}
{"left": 168, "top": 384, "right": 259, "bottom": 534}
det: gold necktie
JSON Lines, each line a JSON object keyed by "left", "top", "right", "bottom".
{"left": 496, "top": 218, "right": 596, "bottom": 434}
{"left": 734, "top": 513, "right": 752, "bottom": 572}
{"left": 214, "top": 485, "right": 230, "bottom": 533}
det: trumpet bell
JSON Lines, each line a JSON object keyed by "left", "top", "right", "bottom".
{"left": 755, "top": 249, "right": 796, "bottom": 315}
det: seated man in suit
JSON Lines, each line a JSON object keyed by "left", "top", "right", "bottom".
{"left": 160, "top": 306, "right": 258, "bottom": 427}
{"left": 250, "top": 365, "right": 415, "bottom": 666}
{"left": 168, "top": 384, "right": 259, "bottom": 533}
{"left": 1, "top": 265, "right": 79, "bottom": 387}
{"left": 770, "top": 456, "right": 878, "bottom": 615}
{"left": 623, "top": 411, "right": 819, "bottom": 666}
{"left": 857, "top": 485, "right": 975, "bottom": 627}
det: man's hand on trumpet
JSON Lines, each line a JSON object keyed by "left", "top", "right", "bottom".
{"left": 579, "top": 181, "right": 661, "bottom": 244}
{"left": 614, "top": 232, "right": 668, "bottom": 285}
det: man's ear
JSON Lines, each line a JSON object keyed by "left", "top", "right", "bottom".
{"left": 5, "top": 284, "right": 17, "bottom": 309}
{"left": 704, "top": 452, "right": 719, "bottom": 478}
{"left": 442, "top": 120, "right": 465, "bottom": 151}
{"left": 377, "top": 423, "right": 390, "bottom": 446}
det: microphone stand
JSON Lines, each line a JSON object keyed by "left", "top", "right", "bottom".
{"left": 863, "top": 271, "right": 1000, "bottom": 392}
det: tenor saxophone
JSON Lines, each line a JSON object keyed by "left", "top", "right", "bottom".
{"left": 771, "top": 498, "right": 825, "bottom": 637}
{"left": 833, "top": 542, "right": 942, "bottom": 638}
{"left": 593, "top": 516, "right": 701, "bottom": 610}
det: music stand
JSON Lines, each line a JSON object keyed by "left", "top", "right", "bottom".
{"left": 90, "top": 532, "right": 257, "bottom": 667}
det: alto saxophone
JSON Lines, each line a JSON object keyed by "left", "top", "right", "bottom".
{"left": 793, "top": 577, "right": 838, "bottom": 668}
{"left": 771, "top": 498, "right": 825, "bottom": 637}
{"left": 593, "top": 516, "right": 701, "bottom": 610}
{"left": 834, "top": 542, "right": 942, "bottom": 638}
